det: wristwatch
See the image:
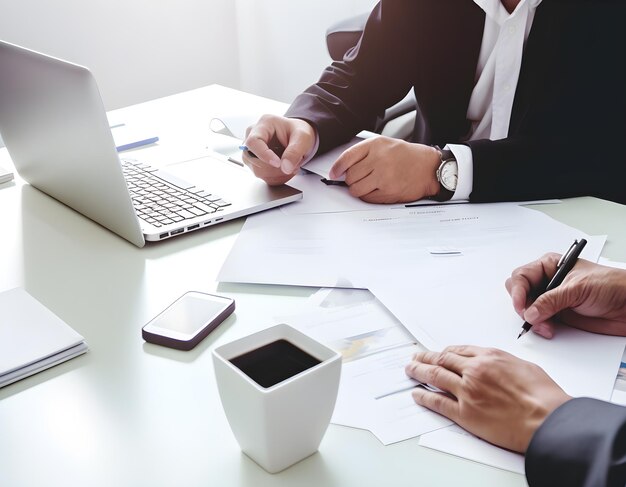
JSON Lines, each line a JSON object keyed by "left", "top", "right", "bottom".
{"left": 431, "top": 147, "right": 458, "bottom": 202}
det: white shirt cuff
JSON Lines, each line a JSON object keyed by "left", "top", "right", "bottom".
{"left": 445, "top": 144, "right": 473, "bottom": 201}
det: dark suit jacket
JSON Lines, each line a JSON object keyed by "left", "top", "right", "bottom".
{"left": 285, "top": 0, "right": 626, "bottom": 203}
{"left": 526, "top": 397, "right": 626, "bottom": 486}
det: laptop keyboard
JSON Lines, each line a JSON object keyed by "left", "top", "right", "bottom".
{"left": 121, "top": 160, "right": 231, "bottom": 228}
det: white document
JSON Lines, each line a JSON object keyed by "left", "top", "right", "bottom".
{"left": 338, "top": 343, "right": 452, "bottom": 444}
{"left": 218, "top": 207, "right": 369, "bottom": 288}
{"left": 419, "top": 426, "right": 525, "bottom": 474}
{"left": 277, "top": 288, "right": 415, "bottom": 361}
{"left": 0, "top": 288, "right": 88, "bottom": 388}
{"left": 220, "top": 202, "right": 575, "bottom": 288}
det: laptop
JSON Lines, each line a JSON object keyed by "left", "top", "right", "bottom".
{"left": 0, "top": 40, "right": 302, "bottom": 247}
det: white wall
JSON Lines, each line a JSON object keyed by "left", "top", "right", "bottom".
{"left": 0, "top": 0, "right": 240, "bottom": 111}
{"left": 235, "top": 0, "right": 377, "bottom": 104}
{"left": 0, "top": 0, "right": 376, "bottom": 148}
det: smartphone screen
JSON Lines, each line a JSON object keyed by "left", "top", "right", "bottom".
{"left": 142, "top": 292, "right": 235, "bottom": 349}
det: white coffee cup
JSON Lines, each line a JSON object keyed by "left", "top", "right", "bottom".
{"left": 212, "top": 323, "right": 341, "bottom": 473}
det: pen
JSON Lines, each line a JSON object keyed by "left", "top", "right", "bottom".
{"left": 517, "top": 238, "right": 587, "bottom": 339}
{"left": 320, "top": 177, "right": 348, "bottom": 187}
{"left": 374, "top": 379, "right": 445, "bottom": 400}
{"left": 239, "top": 144, "right": 254, "bottom": 156}
{"left": 239, "top": 136, "right": 286, "bottom": 159}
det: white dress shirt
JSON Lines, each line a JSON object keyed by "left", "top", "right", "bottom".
{"left": 449, "top": 0, "right": 543, "bottom": 200}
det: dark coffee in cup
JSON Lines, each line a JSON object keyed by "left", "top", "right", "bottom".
{"left": 230, "top": 339, "right": 321, "bottom": 388}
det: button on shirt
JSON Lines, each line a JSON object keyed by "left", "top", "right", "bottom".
{"left": 449, "top": 0, "right": 543, "bottom": 200}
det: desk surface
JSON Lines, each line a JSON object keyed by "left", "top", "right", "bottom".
{"left": 1, "top": 85, "right": 625, "bottom": 487}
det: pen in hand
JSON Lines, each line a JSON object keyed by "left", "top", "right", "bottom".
{"left": 517, "top": 238, "right": 587, "bottom": 339}
{"left": 239, "top": 135, "right": 286, "bottom": 160}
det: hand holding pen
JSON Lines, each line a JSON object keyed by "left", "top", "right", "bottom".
{"left": 240, "top": 115, "right": 316, "bottom": 186}
{"left": 506, "top": 240, "right": 626, "bottom": 339}
{"left": 515, "top": 239, "right": 587, "bottom": 338}
{"left": 506, "top": 238, "right": 587, "bottom": 338}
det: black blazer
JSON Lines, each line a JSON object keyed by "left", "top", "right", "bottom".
{"left": 285, "top": 0, "right": 626, "bottom": 203}
{"left": 526, "top": 397, "right": 626, "bottom": 486}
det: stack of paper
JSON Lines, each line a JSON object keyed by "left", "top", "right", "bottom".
{"left": 0, "top": 288, "right": 88, "bottom": 388}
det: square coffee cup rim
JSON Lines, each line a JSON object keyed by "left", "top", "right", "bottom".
{"left": 213, "top": 323, "right": 341, "bottom": 392}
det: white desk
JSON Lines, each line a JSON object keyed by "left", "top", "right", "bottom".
{"left": 1, "top": 85, "right": 625, "bottom": 487}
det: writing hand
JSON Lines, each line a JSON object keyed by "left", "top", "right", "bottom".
{"left": 506, "top": 254, "right": 626, "bottom": 338}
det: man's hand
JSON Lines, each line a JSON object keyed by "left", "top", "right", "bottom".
{"left": 506, "top": 254, "right": 626, "bottom": 338}
{"left": 242, "top": 115, "right": 316, "bottom": 186}
{"left": 329, "top": 137, "right": 441, "bottom": 204}
{"left": 405, "top": 346, "right": 571, "bottom": 453}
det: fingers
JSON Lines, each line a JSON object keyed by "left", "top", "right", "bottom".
{"left": 411, "top": 387, "right": 459, "bottom": 422}
{"left": 243, "top": 116, "right": 316, "bottom": 177}
{"left": 507, "top": 253, "right": 561, "bottom": 315}
{"left": 524, "top": 285, "right": 575, "bottom": 326}
{"left": 439, "top": 345, "right": 482, "bottom": 358}
{"left": 505, "top": 276, "right": 529, "bottom": 318}
{"left": 329, "top": 141, "right": 370, "bottom": 179}
{"left": 522, "top": 319, "right": 555, "bottom": 338}
{"left": 280, "top": 129, "right": 313, "bottom": 174}
{"left": 359, "top": 189, "right": 393, "bottom": 204}
{"left": 244, "top": 125, "right": 282, "bottom": 168}
{"left": 412, "top": 348, "right": 474, "bottom": 372}
{"left": 405, "top": 360, "right": 462, "bottom": 397}
{"left": 405, "top": 349, "right": 474, "bottom": 396}
{"left": 348, "top": 175, "right": 378, "bottom": 199}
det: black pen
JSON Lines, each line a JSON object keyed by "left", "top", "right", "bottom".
{"left": 517, "top": 238, "right": 587, "bottom": 339}
{"left": 320, "top": 177, "right": 348, "bottom": 187}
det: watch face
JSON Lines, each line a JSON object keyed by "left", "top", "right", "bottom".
{"left": 440, "top": 160, "right": 458, "bottom": 192}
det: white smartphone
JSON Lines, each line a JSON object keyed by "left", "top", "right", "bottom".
{"left": 142, "top": 291, "right": 235, "bottom": 350}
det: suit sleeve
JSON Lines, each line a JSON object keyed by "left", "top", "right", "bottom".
{"left": 284, "top": 1, "right": 415, "bottom": 154}
{"left": 525, "top": 397, "right": 626, "bottom": 487}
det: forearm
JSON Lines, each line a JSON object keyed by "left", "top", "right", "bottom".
{"left": 285, "top": 1, "right": 415, "bottom": 154}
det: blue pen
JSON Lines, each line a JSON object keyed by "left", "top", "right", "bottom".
{"left": 239, "top": 145, "right": 255, "bottom": 157}
{"left": 239, "top": 137, "right": 286, "bottom": 159}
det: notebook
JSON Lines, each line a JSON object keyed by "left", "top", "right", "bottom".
{"left": 0, "top": 288, "right": 88, "bottom": 388}
{"left": 0, "top": 40, "right": 302, "bottom": 247}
